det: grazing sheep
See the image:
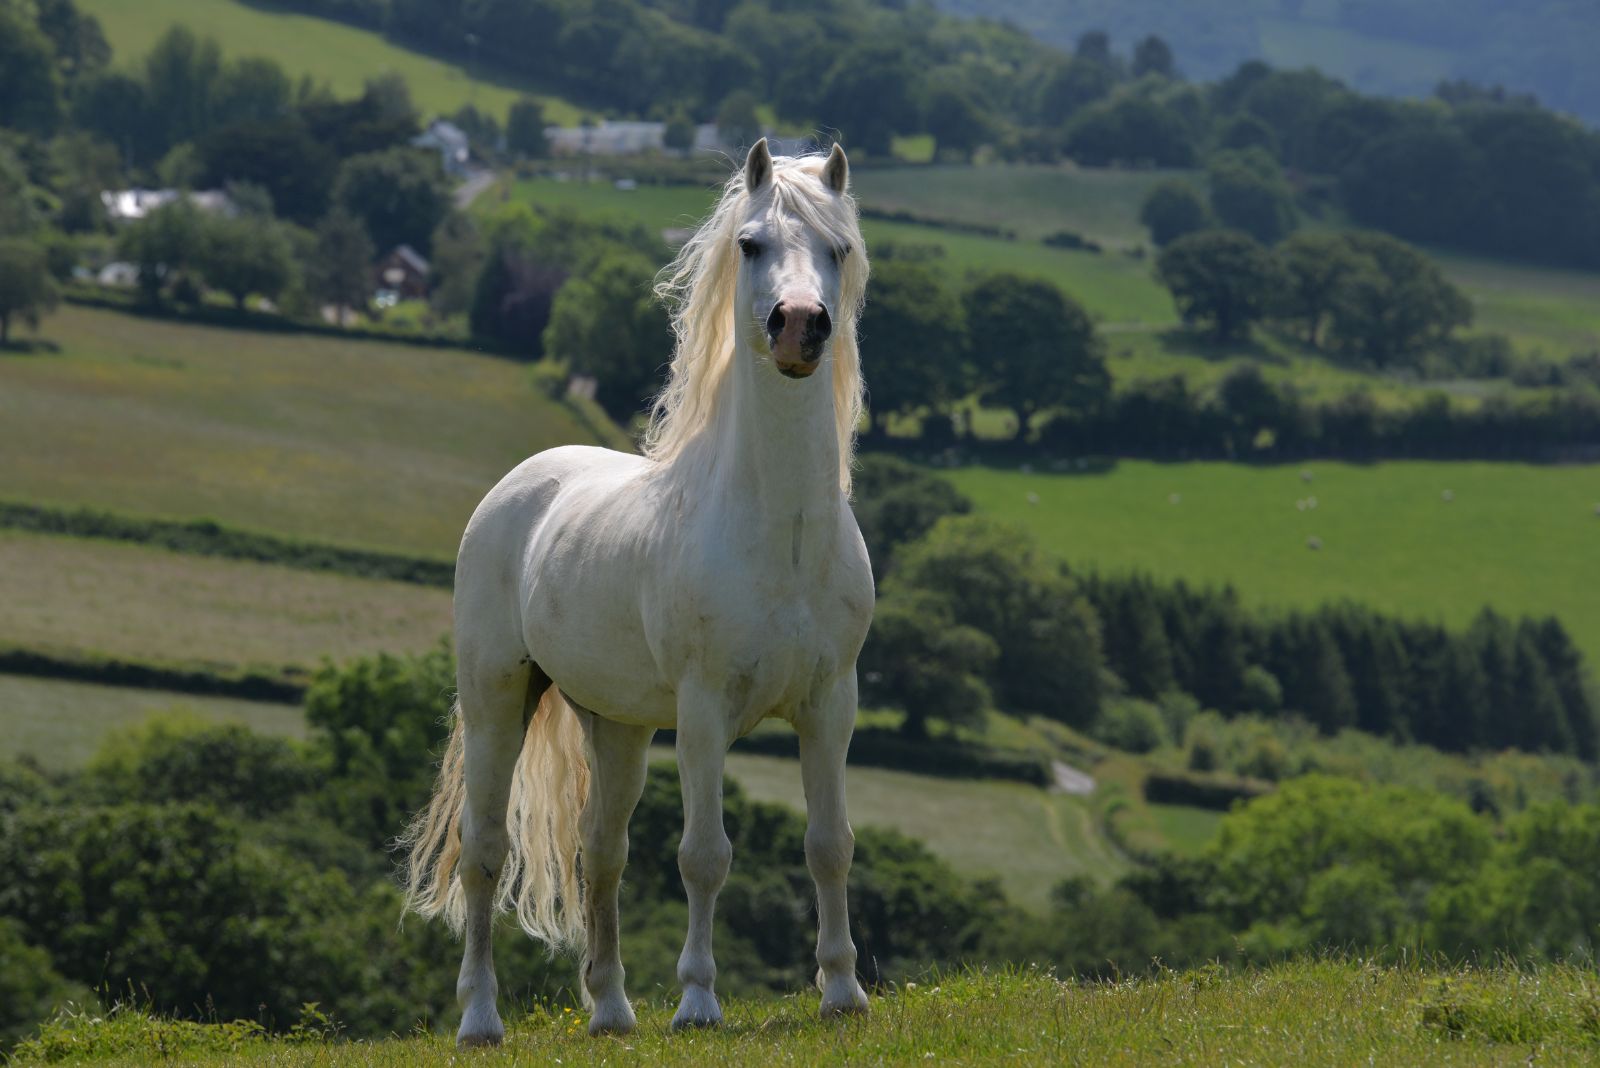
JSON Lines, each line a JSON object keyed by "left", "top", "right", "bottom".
{"left": 1307, "top": 536, "right": 1323, "bottom": 550}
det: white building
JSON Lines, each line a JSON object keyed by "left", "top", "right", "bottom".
{"left": 412, "top": 119, "right": 472, "bottom": 177}
{"left": 543, "top": 121, "right": 734, "bottom": 157}
{"left": 99, "top": 188, "right": 235, "bottom": 224}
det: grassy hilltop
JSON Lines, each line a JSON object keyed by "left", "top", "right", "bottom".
{"left": 76, "top": 0, "right": 582, "bottom": 122}
{"left": 14, "top": 964, "right": 1600, "bottom": 1066}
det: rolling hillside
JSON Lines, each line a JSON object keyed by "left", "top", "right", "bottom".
{"left": 77, "top": 0, "right": 583, "bottom": 122}
{"left": 0, "top": 306, "right": 620, "bottom": 557}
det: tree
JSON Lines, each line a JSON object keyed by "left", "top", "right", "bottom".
{"left": 1322, "top": 232, "right": 1471, "bottom": 366}
{"left": 1207, "top": 148, "right": 1295, "bottom": 244}
{"left": 817, "top": 42, "right": 920, "bottom": 157}
{"left": 142, "top": 25, "right": 222, "bottom": 154}
{"left": 198, "top": 213, "right": 296, "bottom": 309}
{"left": 1132, "top": 35, "right": 1175, "bottom": 79}
{"left": 1156, "top": 230, "right": 1280, "bottom": 343}
{"left": 859, "top": 260, "right": 966, "bottom": 434}
{"left": 542, "top": 249, "right": 671, "bottom": 420}
{"left": 306, "top": 208, "right": 375, "bottom": 320}
{"left": 923, "top": 80, "right": 991, "bottom": 160}
{"left": 115, "top": 199, "right": 207, "bottom": 304}
{"left": 1338, "top": 123, "right": 1483, "bottom": 246}
{"left": 199, "top": 117, "right": 337, "bottom": 224}
{"left": 1139, "top": 179, "right": 1209, "bottom": 246}
{"left": 962, "top": 271, "right": 1108, "bottom": 441}
{"left": 0, "top": 239, "right": 60, "bottom": 346}
{"left": 850, "top": 454, "right": 972, "bottom": 581}
{"left": 1274, "top": 232, "right": 1370, "bottom": 348}
{"left": 505, "top": 97, "right": 549, "bottom": 158}
{"left": 859, "top": 590, "right": 996, "bottom": 739}
{"left": 332, "top": 147, "right": 450, "bottom": 255}
{"left": 715, "top": 89, "right": 761, "bottom": 149}
{"left": 0, "top": 5, "right": 63, "bottom": 135}
{"left": 1035, "top": 57, "right": 1114, "bottom": 125}
{"left": 891, "top": 516, "right": 1104, "bottom": 726}
{"left": 428, "top": 210, "right": 484, "bottom": 318}
{"left": 663, "top": 110, "right": 695, "bottom": 152}
{"left": 1064, "top": 95, "right": 1196, "bottom": 167}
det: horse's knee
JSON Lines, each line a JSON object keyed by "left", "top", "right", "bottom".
{"left": 805, "top": 821, "right": 854, "bottom": 882}
{"left": 678, "top": 830, "right": 732, "bottom": 895}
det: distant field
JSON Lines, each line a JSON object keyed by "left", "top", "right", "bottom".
{"left": 510, "top": 176, "right": 1177, "bottom": 324}
{"left": 0, "top": 530, "right": 452, "bottom": 673}
{"left": 506, "top": 172, "right": 1600, "bottom": 373}
{"left": 853, "top": 164, "right": 1186, "bottom": 246}
{"left": 944, "top": 460, "right": 1600, "bottom": 661}
{"left": 78, "top": 0, "right": 583, "bottom": 123}
{"left": 0, "top": 306, "right": 614, "bottom": 557}
{"left": 657, "top": 748, "right": 1129, "bottom": 911}
{"left": 1, "top": 675, "right": 304, "bottom": 769}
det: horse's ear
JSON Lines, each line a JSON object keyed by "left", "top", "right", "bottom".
{"left": 823, "top": 142, "right": 849, "bottom": 194}
{"left": 744, "top": 138, "right": 773, "bottom": 193}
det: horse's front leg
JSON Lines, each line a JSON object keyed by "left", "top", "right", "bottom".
{"left": 575, "top": 709, "right": 654, "bottom": 1036}
{"left": 798, "top": 673, "right": 869, "bottom": 1018}
{"left": 671, "top": 682, "right": 731, "bottom": 1030}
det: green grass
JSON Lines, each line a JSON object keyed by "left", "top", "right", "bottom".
{"left": 651, "top": 749, "right": 1126, "bottom": 911}
{"left": 944, "top": 460, "right": 1600, "bottom": 662}
{"left": 1146, "top": 803, "right": 1223, "bottom": 856}
{"left": 0, "top": 529, "right": 452, "bottom": 674}
{"left": 16, "top": 963, "right": 1600, "bottom": 1065}
{"left": 0, "top": 675, "right": 304, "bottom": 769}
{"left": 78, "top": 0, "right": 583, "bottom": 123}
{"left": 0, "top": 306, "right": 618, "bottom": 557}
{"left": 853, "top": 164, "right": 1187, "bottom": 246}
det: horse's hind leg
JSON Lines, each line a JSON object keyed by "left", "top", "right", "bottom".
{"left": 455, "top": 650, "right": 538, "bottom": 1048}
{"left": 574, "top": 708, "right": 654, "bottom": 1036}
{"left": 798, "top": 675, "right": 869, "bottom": 1018}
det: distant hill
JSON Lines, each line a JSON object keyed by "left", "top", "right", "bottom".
{"left": 937, "top": 0, "right": 1600, "bottom": 126}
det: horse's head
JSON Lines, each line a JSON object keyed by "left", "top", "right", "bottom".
{"left": 735, "top": 139, "right": 853, "bottom": 380}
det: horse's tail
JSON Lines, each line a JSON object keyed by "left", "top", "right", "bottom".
{"left": 400, "top": 687, "right": 590, "bottom": 948}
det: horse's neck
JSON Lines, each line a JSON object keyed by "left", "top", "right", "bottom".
{"left": 707, "top": 342, "right": 842, "bottom": 543}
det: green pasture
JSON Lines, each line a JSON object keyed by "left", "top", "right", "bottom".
{"left": 0, "top": 306, "right": 616, "bottom": 557}
{"left": 944, "top": 460, "right": 1600, "bottom": 661}
{"left": 1, "top": 675, "right": 304, "bottom": 769}
{"left": 675, "top": 750, "right": 1128, "bottom": 911}
{"left": 17, "top": 963, "right": 1600, "bottom": 1066}
{"left": 853, "top": 164, "right": 1185, "bottom": 246}
{"left": 78, "top": 0, "right": 583, "bottom": 123}
{"left": 0, "top": 529, "right": 452, "bottom": 674}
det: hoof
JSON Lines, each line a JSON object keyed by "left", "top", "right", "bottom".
{"left": 671, "top": 985, "right": 723, "bottom": 1031}
{"left": 456, "top": 1018, "right": 505, "bottom": 1049}
{"left": 819, "top": 978, "right": 869, "bottom": 1019}
{"left": 588, "top": 997, "right": 637, "bottom": 1037}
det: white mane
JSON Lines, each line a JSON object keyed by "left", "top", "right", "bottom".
{"left": 646, "top": 153, "right": 869, "bottom": 494}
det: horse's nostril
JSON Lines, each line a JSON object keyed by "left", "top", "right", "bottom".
{"left": 813, "top": 307, "right": 832, "bottom": 342}
{"left": 766, "top": 305, "right": 785, "bottom": 339}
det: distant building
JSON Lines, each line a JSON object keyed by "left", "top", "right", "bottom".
{"left": 543, "top": 121, "right": 734, "bottom": 157}
{"left": 99, "top": 188, "right": 235, "bottom": 224}
{"left": 412, "top": 120, "right": 472, "bottom": 177}
{"left": 375, "top": 244, "right": 431, "bottom": 302}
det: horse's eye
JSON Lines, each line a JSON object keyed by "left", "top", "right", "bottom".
{"left": 832, "top": 244, "right": 852, "bottom": 264}
{"left": 738, "top": 237, "right": 760, "bottom": 259}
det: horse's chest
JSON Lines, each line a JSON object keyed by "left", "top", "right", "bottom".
{"left": 667, "top": 546, "right": 868, "bottom": 722}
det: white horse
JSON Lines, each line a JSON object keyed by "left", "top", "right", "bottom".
{"left": 402, "top": 139, "right": 874, "bottom": 1045}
